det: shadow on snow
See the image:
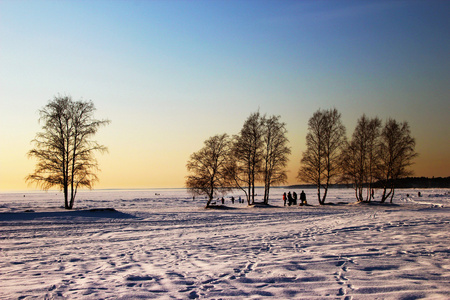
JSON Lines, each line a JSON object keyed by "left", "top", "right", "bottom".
{"left": 0, "top": 208, "right": 137, "bottom": 221}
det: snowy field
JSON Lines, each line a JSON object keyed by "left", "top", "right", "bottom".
{"left": 1, "top": 188, "right": 449, "bottom": 299}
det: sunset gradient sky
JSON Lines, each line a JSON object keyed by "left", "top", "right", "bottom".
{"left": 1, "top": 0, "right": 449, "bottom": 191}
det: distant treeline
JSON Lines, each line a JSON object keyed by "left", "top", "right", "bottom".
{"left": 287, "top": 177, "right": 450, "bottom": 189}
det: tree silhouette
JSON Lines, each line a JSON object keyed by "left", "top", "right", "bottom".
{"left": 341, "top": 115, "right": 381, "bottom": 202}
{"left": 231, "top": 112, "right": 265, "bottom": 205}
{"left": 298, "top": 108, "right": 346, "bottom": 205}
{"left": 26, "top": 95, "right": 110, "bottom": 209}
{"left": 262, "top": 115, "right": 291, "bottom": 204}
{"left": 376, "top": 118, "right": 417, "bottom": 203}
{"left": 186, "top": 134, "right": 233, "bottom": 208}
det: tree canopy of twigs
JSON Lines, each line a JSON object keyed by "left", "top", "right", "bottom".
{"left": 298, "top": 108, "right": 346, "bottom": 205}
{"left": 27, "top": 95, "right": 110, "bottom": 209}
{"left": 186, "top": 134, "right": 233, "bottom": 208}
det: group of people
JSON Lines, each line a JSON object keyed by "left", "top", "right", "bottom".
{"left": 229, "top": 196, "right": 244, "bottom": 204}
{"left": 213, "top": 192, "right": 308, "bottom": 206}
{"left": 217, "top": 196, "right": 244, "bottom": 204}
{"left": 283, "top": 190, "right": 307, "bottom": 206}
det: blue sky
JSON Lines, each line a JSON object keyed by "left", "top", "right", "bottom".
{"left": 1, "top": 0, "right": 449, "bottom": 190}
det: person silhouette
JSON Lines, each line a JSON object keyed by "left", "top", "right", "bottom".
{"left": 300, "top": 190, "right": 307, "bottom": 206}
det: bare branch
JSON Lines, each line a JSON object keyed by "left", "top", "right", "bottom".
{"left": 26, "top": 95, "right": 110, "bottom": 209}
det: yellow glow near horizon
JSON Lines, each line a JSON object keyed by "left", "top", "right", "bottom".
{"left": 2, "top": 119, "right": 447, "bottom": 192}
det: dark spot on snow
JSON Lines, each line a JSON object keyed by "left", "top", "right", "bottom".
{"left": 255, "top": 290, "right": 274, "bottom": 296}
{"left": 363, "top": 265, "right": 398, "bottom": 271}
{"left": 69, "top": 258, "right": 81, "bottom": 262}
{"left": 299, "top": 276, "right": 328, "bottom": 282}
{"left": 88, "top": 208, "right": 117, "bottom": 212}
{"left": 126, "top": 275, "right": 153, "bottom": 281}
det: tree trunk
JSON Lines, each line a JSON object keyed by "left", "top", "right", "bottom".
{"left": 251, "top": 183, "right": 255, "bottom": 205}
{"left": 390, "top": 187, "right": 395, "bottom": 203}
{"left": 380, "top": 180, "right": 393, "bottom": 203}
{"left": 317, "top": 183, "right": 323, "bottom": 205}
{"left": 69, "top": 188, "right": 75, "bottom": 209}
{"left": 206, "top": 189, "right": 214, "bottom": 208}
{"left": 69, "top": 176, "right": 75, "bottom": 209}
{"left": 264, "top": 183, "right": 270, "bottom": 204}
{"left": 205, "top": 197, "right": 212, "bottom": 208}
{"left": 64, "top": 184, "right": 69, "bottom": 209}
{"left": 380, "top": 187, "right": 387, "bottom": 203}
{"left": 321, "top": 186, "right": 328, "bottom": 205}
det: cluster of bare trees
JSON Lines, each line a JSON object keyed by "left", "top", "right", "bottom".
{"left": 341, "top": 115, "right": 417, "bottom": 203}
{"left": 298, "top": 109, "right": 417, "bottom": 205}
{"left": 186, "top": 112, "right": 291, "bottom": 208}
{"left": 297, "top": 109, "right": 346, "bottom": 205}
{"left": 26, "top": 95, "right": 416, "bottom": 210}
{"left": 27, "top": 95, "right": 110, "bottom": 209}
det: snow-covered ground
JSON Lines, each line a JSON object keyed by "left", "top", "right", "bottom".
{"left": 1, "top": 188, "right": 449, "bottom": 299}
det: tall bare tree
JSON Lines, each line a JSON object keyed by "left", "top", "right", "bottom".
{"left": 341, "top": 114, "right": 381, "bottom": 202}
{"left": 376, "top": 118, "right": 417, "bottom": 203}
{"left": 298, "top": 108, "right": 346, "bottom": 205}
{"left": 262, "top": 115, "right": 291, "bottom": 204}
{"left": 186, "top": 134, "right": 233, "bottom": 208}
{"left": 231, "top": 111, "right": 265, "bottom": 205}
{"left": 27, "top": 95, "right": 110, "bottom": 209}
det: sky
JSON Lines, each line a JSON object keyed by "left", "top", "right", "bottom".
{"left": 1, "top": 0, "right": 449, "bottom": 191}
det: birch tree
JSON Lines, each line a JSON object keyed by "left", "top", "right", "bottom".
{"left": 27, "top": 95, "right": 110, "bottom": 209}
{"left": 376, "top": 119, "right": 417, "bottom": 203}
{"left": 341, "top": 115, "right": 381, "bottom": 202}
{"left": 186, "top": 134, "right": 233, "bottom": 208}
{"left": 262, "top": 115, "right": 291, "bottom": 204}
{"left": 298, "top": 108, "right": 346, "bottom": 205}
{"left": 231, "top": 112, "right": 265, "bottom": 205}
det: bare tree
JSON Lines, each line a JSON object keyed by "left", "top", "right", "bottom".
{"left": 231, "top": 111, "right": 265, "bottom": 205}
{"left": 27, "top": 95, "right": 110, "bottom": 209}
{"left": 376, "top": 118, "right": 417, "bottom": 203}
{"left": 186, "top": 134, "right": 233, "bottom": 208}
{"left": 262, "top": 115, "right": 291, "bottom": 204}
{"left": 341, "top": 114, "right": 381, "bottom": 202}
{"left": 298, "top": 108, "right": 346, "bottom": 205}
